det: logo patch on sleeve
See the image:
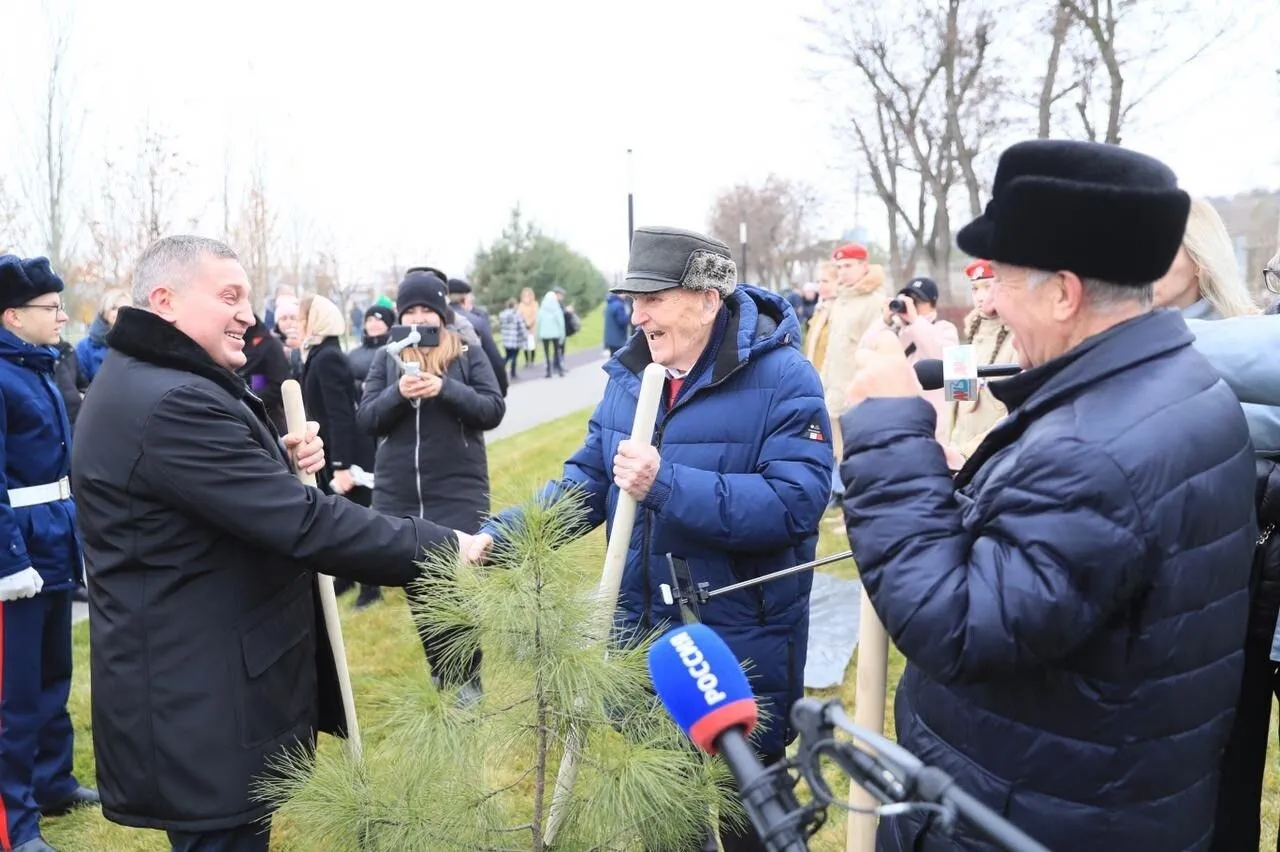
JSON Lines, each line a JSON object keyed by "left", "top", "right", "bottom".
{"left": 805, "top": 418, "right": 826, "bottom": 442}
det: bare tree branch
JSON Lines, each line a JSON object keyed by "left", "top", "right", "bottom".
{"left": 1039, "top": 5, "right": 1074, "bottom": 137}
{"left": 706, "top": 174, "right": 822, "bottom": 289}
{"left": 20, "top": 5, "right": 80, "bottom": 272}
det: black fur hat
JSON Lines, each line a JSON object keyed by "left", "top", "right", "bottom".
{"left": 0, "top": 255, "right": 64, "bottom": 312}
{"left": 957, "top": 140, "right": 1190, "bottom": 286}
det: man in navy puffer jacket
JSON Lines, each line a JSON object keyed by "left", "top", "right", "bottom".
{"left": 476, "top": 226, "right": 832, "bottom": 852}
{"left": 839, "top": 141, "right": 1257, "bottom": 852}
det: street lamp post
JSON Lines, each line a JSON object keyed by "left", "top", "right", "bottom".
{"left": 739, "top": 222, "right": 748, "bottom": 284}
{"left": 627, "top": 149, "right": 635, "bottom": 249}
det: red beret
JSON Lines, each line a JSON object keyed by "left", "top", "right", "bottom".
{"left": 832, "top": 243, "right": 867, "bottom": 261}
{"left": 965, "top": 259, "right": 995, "bottom": 282}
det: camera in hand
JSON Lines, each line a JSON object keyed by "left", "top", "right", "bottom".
{"left": 389, "top": 324, "right": 441, "bottom": 348}
{"left": 889, "top": 297, "right": 908, "bottom": 314}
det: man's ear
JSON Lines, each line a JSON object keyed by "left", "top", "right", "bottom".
{"left": 1052, "top": 271, "right": 1086, "bottom": 322}
{"left": 148, "top": 286, "right": 177, "bottom": 321}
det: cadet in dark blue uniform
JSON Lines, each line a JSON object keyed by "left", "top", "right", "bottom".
{"left": 0, "top": 256, "right": 97, "bottom": 852}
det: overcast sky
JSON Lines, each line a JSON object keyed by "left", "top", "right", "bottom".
{"left": 1, "top": 0, "right": 1277, "bottom": 284}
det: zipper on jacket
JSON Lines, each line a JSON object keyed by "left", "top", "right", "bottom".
{"left": 640, "top": 407, "right": 686, "bottom": 626}
{"left": 413, "top": 399, "right": 425, "bottom": 519}
{"left": 640, "top": 360, "right": 751, "bottom": 626}
{"left": 641, "top": 420, "right": 667, "bottom": 629}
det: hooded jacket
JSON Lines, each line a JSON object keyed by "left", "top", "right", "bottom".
{"left": 484, "top": 286, "right": 832, "bottom": 755}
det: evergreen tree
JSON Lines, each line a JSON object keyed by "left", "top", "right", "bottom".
{"left": 471, "top": 207, "right": 607, "bottom": 316}
{"left": 259, "top": 491, "right": 740, "bottom": 851}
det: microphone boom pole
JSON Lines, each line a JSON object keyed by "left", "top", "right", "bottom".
{"left": 708, "top": 551, "right": 854, "bottom": 599}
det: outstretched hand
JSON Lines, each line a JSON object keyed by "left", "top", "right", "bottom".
{"left": 460, "top": 532, "right": 494, "bottom": 565}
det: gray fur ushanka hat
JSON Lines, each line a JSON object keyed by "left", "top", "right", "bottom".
{"left": 614, "top": 226, "right": 738, "bottom": 297}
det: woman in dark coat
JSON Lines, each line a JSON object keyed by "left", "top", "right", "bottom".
{"left": 298, "top": 295, "right": 382, "bottom": 607}
{"left": 357, "top": 271, "right": 505, "bottom": 700}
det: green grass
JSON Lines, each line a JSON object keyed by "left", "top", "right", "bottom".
{"left": 44, "top": 407, "right": 1280, "bottom": 850}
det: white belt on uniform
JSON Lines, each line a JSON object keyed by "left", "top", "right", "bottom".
{"left": 9, "top": 476, "right": 71, "bottom": 508}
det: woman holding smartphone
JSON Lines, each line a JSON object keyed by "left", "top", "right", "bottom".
{"left": 357, "top": 270, "right": 505, "bottom": 702}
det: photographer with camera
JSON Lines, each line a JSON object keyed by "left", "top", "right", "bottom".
{"left": 357, "top": 270, "right": 506, "bottom": 703}
{"left": 862, "top": 276, "right": 958, "bottom": 441}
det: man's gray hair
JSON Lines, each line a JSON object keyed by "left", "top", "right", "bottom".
{"left": 1026, "top": 269, "right": 1153, "bottom": 312}
{"left": 131, "top": 235, "right": 239, "bottom": 307}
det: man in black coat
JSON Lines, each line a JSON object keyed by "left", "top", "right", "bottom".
{"left": 71, "top": 235, "right": 474, "bottom": 852}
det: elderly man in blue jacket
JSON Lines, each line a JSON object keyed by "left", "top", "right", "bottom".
{"left": 840, "top": 141, "right": 1257, "bottom": 852}
{"left": 472, "top": 225, "right": 832, "bottom": 852}
{"left": 0, "top": 256, "right": 98, "bottom": 852}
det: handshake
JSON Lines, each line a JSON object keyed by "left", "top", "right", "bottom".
{"left": 454, "top": 530, "right": 494, "bottom": 565}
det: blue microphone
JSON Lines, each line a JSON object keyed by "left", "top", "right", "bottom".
{"left": 648, "top": 624, "right": 808, "bottom": 852}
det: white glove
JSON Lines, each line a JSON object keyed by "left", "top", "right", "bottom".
{"left": 348, "top": 464, "right": 376, "bottom": 489}
{"left": 0, "top": 567, "right": 44, "bottom": 602}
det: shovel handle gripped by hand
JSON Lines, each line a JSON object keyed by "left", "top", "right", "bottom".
{"left": 282, "top": 379, "right": 363, "bottom": 762}
{"left": 544, "top": 362, "right": 666, "bottom": 848}
{"left": 842, "top": 342, "right": 895, "bottom": 852}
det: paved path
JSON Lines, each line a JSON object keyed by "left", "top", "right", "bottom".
{"left": 73, "top": 351, "right": 611, "bottom": 626}
{"left": 487, "top": 352, "right": 609, "bottom": 442}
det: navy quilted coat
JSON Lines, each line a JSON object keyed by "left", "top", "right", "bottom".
{"left": 839, "top": 310, "right": 1256, "bottom": 851}
{"left": 0, "top": 328, "right": 78, "bottom": 591}
{"left": 486, "top": 286, "right": 833, "bottom": 754}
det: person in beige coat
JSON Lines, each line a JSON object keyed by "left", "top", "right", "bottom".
{"left": 804, "top": 261, "right": 838, "bottom": 373}
{"left": 821, "top": 244, "right": 890, "bottom": 460}
{"left": 944, "top": 259, "right": 1017, "bottom": 467}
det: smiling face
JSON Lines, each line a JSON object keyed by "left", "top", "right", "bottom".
{"left": 149, "top": 255, "right": 254, "bottom": 370}
{"left": 364, "top": 314, "right": 389, "bottom": 337}
{"left": 989, "top": 264, "right": 1086, "bottom": 369}
{"left": 628, "top": 287, "right": 720, "bottom": 372}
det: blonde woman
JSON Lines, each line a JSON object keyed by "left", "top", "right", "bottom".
{"left": 1154, "top": 198, "right": 1260, "bottom": 318}
{"left": 944, "top": 260, "right": 1017, "bottom": 467}
{"left": 517, "top": 286, "right": 539, "bottom": 367}
{"left": 76, "top": 287, "right": 130, "bottom": 383}
{"left": 298, "top": 294, "right": 382, "bottom": 608}
{"left": 357, "top": 271, "right": 505, "bottom": 697}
